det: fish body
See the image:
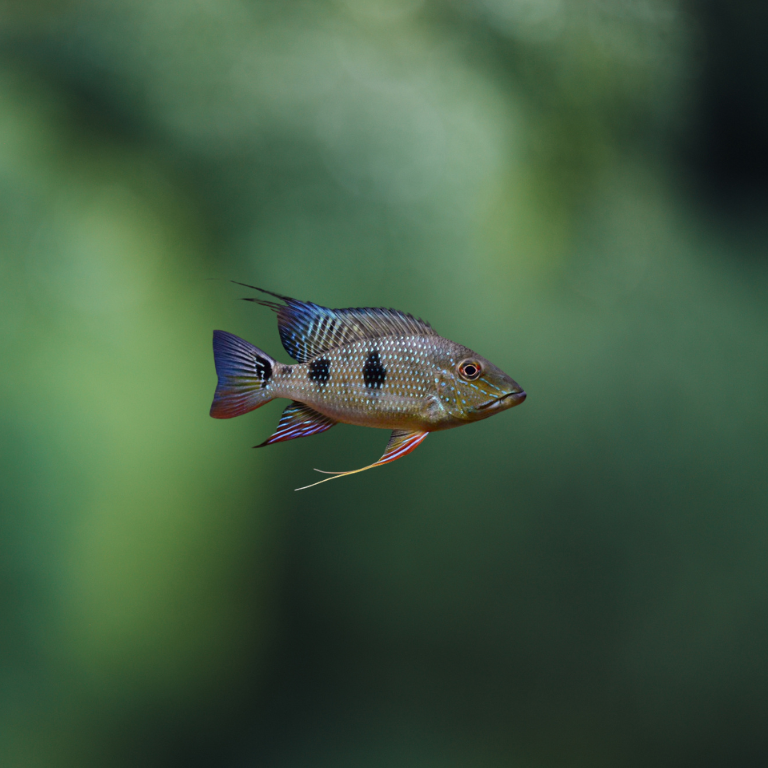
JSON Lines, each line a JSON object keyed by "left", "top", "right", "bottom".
{"left": 211, "top": 284, "right": 526, "bottom": 488}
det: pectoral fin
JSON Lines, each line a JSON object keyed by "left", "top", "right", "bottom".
{"left": 295, "top": 429, "right": 429, "bottom": 491}
{"left": 256, "top": 401, "right": 336, "bottom": 447}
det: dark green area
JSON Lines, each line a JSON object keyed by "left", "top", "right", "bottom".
{"left": 1, "top": 2, "right": 767, "bottom": 766}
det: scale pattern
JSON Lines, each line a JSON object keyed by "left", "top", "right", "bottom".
{"left": 272, "top": 335, "right": 443, "bottom": 430}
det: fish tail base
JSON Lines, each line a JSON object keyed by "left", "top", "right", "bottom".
{"left": 210, "top": 330, "right": 275, "bottom": 418}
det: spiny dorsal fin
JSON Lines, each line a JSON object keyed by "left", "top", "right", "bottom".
{"left": 255, "top": 400, "right": 336, "bottom": 447}
{"left": 295, "top": 429, "right": 429, "bottom": 490}
{"left": 234, "top": 282, "right": 436, "bottom": 363}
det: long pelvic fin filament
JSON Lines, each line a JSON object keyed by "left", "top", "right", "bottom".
{"left": 294, "top": 430, "right": 429, "bottom": 491}
{"left": 294, "top": 461, "right": 388, "bottom": 491}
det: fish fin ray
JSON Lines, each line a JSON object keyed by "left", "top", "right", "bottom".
{"left": 256, "top": 401, "right": 336, "bottom": 447}
{"left": 377, "top": 429, "right": 430, "bottom": 465}
{"left": 210, "top": 331, "right": 275, "bottom": 418}
{"left": 233, "top": 282, "right": 436, "bottom": 362}
{"left": 294, "top": 429, "right": 428, "bottom": 490}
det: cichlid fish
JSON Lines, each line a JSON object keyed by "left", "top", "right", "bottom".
{"left": 210, "top": 283, "right": 526, "bottom": 489}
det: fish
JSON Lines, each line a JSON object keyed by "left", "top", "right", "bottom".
{"left": 210, "top": 282, "right": 526, "bottom": 490}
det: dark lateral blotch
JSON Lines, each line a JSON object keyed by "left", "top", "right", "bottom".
{"left": 363, "top": 350, "right": 386, "bottom": 390}
{"left": 255, "top": 354, "right": 272, "bottom": 383}
{"left": 308, "top": 357, "right": 331, "bottom": 385}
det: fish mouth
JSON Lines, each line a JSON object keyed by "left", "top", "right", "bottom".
{"left": 476, "top": 390, "right": 527, "bottom": 411}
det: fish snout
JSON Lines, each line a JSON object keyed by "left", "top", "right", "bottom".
{"left": 475, "top": 385, "right": 526, "bottom": 413}
{"left": 502, "top": 378, "right": 526, "bottom": 408}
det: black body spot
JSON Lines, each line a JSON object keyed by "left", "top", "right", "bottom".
{"left": 308, "top": 357, "right": 331, "bottom": 386}
{"left": 255, "top": 355, "right": 272, "bottom": 383}
{"left": 363, "top": 350, "right": 386, "bottom": 390}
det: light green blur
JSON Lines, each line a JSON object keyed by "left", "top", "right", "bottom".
{"left": 1, "top": 2, "right": 767, "bottom": 767}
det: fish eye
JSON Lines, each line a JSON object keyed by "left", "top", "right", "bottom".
{"left": 458, "top": 360, "right": 482, "bottom": 381}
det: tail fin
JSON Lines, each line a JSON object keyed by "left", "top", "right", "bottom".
{"left": 210, "top": 330, "right": 276, "bottom": 418}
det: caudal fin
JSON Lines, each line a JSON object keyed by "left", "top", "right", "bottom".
{"left": 210, "top": 330, "right": 275, "bottom": 418}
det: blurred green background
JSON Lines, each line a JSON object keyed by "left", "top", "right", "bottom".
{"left": 1, "top": 1, "right": 767, "bottom": 766}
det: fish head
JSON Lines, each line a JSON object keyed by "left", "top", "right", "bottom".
{"left": 438, "top": 344, "right": 526, "bottom": 423}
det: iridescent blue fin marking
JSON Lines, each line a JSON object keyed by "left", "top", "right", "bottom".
{"left": 256, "top": 401, "right": 336, "bottom": 447}
{"left": 233, "top": 281, "right": 437, "bottom": 363}
{"left": 295, "top": 429, "right": 428, "bottom": 491}
{"left": 210, "top": 331, "right": 275, "bottom": 418}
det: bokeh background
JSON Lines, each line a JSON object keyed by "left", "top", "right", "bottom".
{"left": 1, "top": 1, "right": 767, "bottom": 766}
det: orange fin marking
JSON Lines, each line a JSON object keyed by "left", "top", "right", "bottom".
{"left": 294, "top": 429, "right": 429, "bottom": 491}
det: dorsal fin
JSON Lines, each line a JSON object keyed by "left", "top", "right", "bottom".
{"left": 233, "top": 282, "right": 437, "bottom": 363}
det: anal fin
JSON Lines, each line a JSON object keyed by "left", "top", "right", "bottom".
{"left": 256, "top": 401, "right": 336, "bottom": 447}
{"left": 295, "top": 429, "right": 428, "bottom": 490}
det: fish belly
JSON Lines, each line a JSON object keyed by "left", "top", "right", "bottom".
{"left": 307, "top": 396, "right": 430, "bottom": 431}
